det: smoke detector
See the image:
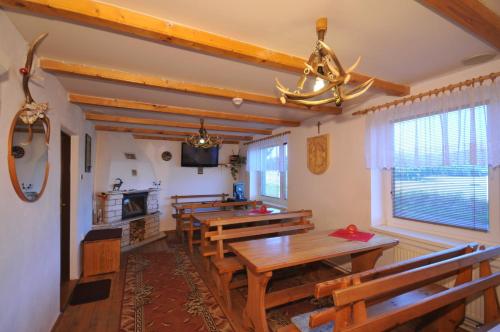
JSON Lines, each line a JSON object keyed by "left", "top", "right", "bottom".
{"left": 462, "top": 53, "right": 497, "bottom": 66}
{"left": 232, "top": 97, "right": 243, "bottom": 106}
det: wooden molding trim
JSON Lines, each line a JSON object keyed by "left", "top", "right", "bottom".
{"left": 85, "top": 112, "right": 272, "bottom": 135}
{"left": 0, "top": 0, "right": 409, "bottom": 96}
{"left": 69, "top": 93, "right": 300, "bottom": 126}
{"left": 95, "top": 125, "right": 252, "bottom": 140}
{"left": 419, "top": 0, "right": 500, "bottom": 50}
{"left": 52, "top": 59, "right": 340, "bottom": 114}
{"left": 133, "top": 134, "right": 239, "bottom": 144}
{"left": 353, "top": 71, "right": 499, "bottom": 115}
{"left": 42, "top": 59, "right": 340, "bottom": 114}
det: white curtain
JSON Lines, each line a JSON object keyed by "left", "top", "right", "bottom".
{"left": 246, "top": 134, "right": 288, "bottom": 172}
{"left": 365, "top": 79, "right": 500, "bottom": 169}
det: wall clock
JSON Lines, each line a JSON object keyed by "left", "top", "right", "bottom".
{"left": 12, "top": 146, "right": 25, "bottom": 159}
{"left": 161, "top": 151, "right": 172, "bottom": 161}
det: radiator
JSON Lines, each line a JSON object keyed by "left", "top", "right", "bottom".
{"left": 393, "top": 241, "right": 500, "bottom": 325}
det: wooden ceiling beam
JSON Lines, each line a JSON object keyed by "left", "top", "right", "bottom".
{"left": 0, "top": 0, "right": 409, "bottom": 96}
{"left": 85, "top": 112, "right": 272, "bottom": 135}
{"left": 133, "top": 134, "right": 239, "bottom": 145}
{"left": 419, "top": 0, "right": 500, "bottom": 50}
{"left": 42, "top": 59, "right": 340, "bottom": 114}
{"left": 95, "top": 125, "right": 253, "bottom": 141}
{"left": 70, "top": 93, "right": 300, "bottom": 126}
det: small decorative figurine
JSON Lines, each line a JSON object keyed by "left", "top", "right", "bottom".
{"left": 112, "top": 178, "right": 123, "bottom": 191}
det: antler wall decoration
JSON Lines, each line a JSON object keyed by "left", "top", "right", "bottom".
{"left": 19, "top": 33, "right": 50, "bottom": 145}
{"left": 275, "top": 18, "right": 374, "bottom": 107}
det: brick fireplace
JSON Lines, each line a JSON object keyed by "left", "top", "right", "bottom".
{"left": 94, "top": 189, "right": 161, "bottom": 249}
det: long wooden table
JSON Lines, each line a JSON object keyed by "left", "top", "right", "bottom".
{"left": 229, "top": 229, "right": 399, "bottom": 332}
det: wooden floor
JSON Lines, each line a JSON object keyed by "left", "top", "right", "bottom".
{"left": 52, "top": 232, "right": 341, "bottom": 332}
{"left": 51, "top": 233, "right": 475, "bottom": 332}
{"left": 52, "top": 236, "right": 170, "bottom": 332}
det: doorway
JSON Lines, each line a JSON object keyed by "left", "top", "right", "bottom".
{"left": 60, "top": 131, "right": 71, "bottom": 310}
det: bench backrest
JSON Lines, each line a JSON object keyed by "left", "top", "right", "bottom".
{"left": 171, "top": 193, "right": 229, "bottom": 204}
{"left": 315, "top": 243, "right": 477, "bottom": 298}
{"left": 311, "top": 245, "right": 500, "bottom": 331}
{"left": 343, "top": 271, "right": 500, "bottom": 332}
{"left": 178, "top": 200, "right": 261, "bottom": 213}
{"left": 205, "top": 210, "right": 314, "bottom": 258}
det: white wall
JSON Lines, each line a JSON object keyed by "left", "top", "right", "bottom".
{"left": 279, "top": 58, "right": 500, "bottom": 232}
{"left": 94, "top": 132, "right": 236, "bottom": 230}
{"left": 0, "top": 11, "right": 95, "bottom": 331}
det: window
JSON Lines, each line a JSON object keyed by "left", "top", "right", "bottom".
{"left": 391, "top": 106, "right": 489, "bottom": 232}
{"left": 261, "top": 146, "right": 281, "bottom": 198}
{"left": 257, "top": 143, "right": 288, "bottom": 203}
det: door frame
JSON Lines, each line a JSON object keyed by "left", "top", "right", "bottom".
{"left": 60, "top": 130, "right": 71, "bottom": 285}
{"left": 60, "top": 128, "right": 81, "bottom": 281}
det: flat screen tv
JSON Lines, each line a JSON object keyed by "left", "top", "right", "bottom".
{"left": 181, "top": 143, "right": 219, "bottom": 167}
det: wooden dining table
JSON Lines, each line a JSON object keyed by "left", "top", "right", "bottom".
{"left": 229, "top": 229, "right": 399, "bottom": 332}
{"left": 192, "top": 207, "right": 285, "bottom": 249}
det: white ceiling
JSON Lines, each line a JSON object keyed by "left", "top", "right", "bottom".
{"left": 3, "top": 0, "right": 499, "bottom": 134}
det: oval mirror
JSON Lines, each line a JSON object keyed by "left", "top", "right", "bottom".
{"left": 8, "top": 111, "right": 50, "bottom": 202}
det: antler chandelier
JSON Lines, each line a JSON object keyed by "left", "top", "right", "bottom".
{"left": 186, "top": 119, "right": 223, "bottom": 149}
{"left": 275, "top": 17, "right": 374, "bottom": 107}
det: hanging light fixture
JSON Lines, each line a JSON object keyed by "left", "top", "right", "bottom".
{"left": 186, "top": 119, "right": 223, "bottom": 148}
{"left": 275, "top": 17, "right": 374, "bottom": 107}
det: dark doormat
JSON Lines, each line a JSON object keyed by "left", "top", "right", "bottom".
{"left": 70, "top": 279, "right": 111, "bottom": 305}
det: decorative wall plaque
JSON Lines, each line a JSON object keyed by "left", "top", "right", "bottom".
{"left": 307, "top": 134, "right": 329, "bottom": 175}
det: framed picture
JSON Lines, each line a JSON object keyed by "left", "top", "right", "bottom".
{"left": 85, "top": 134, "right": 91, "bottom": 173}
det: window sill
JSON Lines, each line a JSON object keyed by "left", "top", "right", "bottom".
{"left": 371, "top": 224, "right": 474, "bottom": 249}
{"left": 261, "top": 201, "right": 288, "bottom": 209}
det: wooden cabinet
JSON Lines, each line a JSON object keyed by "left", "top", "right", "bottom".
{"left": 83, "top": 228, "right": 122, "bottom": 277}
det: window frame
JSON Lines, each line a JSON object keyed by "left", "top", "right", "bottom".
{"left": 255, "top": 143, "right": 288, "bottom": 207}
{"left": 373, "top": 166, "right": 500, "bottom": 245}
{"left": 390, "top": 166, "right": 490, "bottom": 232}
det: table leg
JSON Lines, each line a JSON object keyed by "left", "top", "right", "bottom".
{"left": 243, "top": 268, "right": 272, "bottom": 332}
{"left": 351, "top": 248, "right": 383, "bottom": 273}
{"left": 200, "top": 223, "right": 209, "bottom": 248}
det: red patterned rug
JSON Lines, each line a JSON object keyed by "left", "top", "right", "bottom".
{"left": 120, "top": 245, "right": 234, "bottom": 332}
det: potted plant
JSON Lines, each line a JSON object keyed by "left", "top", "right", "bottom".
{"left": 227, "top": 154, "right": 246, "bottom": 181}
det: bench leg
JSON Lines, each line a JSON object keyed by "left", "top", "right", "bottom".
{"left": 220, "top": 272, "right": 234, "bottom": 309}
{"left": 418, "top": 302, "right": 465, "bottom": 332}
{"left": 187, "top": 229, "right": 194, "bottom": 254}
{"left": 243, "top": 268, "right": 273, "bottom": 332}
{"left": 176, "top": 219, "right": 181, "bottom": 239}
{"left": 203, "top": 257, "right": 211, "bottom": 271}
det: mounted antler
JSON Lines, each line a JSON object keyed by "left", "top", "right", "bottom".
{"left": 275, "top": 18, "right": 374, "bottom": 107}
{"left": 19, "top": 33, "right": 50, "bottom": 145}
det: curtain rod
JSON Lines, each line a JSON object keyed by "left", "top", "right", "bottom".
{"left": 353, "top": 72, "right": 499, "bottom": 116}
{"left": 243, "top": 131, "right": 291, "bottom": 146}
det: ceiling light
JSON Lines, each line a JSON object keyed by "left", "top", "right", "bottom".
{"left": 275, "top": 17, "right": 374, "bottom": 107}
{"left": 186, "top": 119, "right": 222, "bottom": 149}
{"left": 462, "top": 53, "right": 497, "bottom": 66}
{"left": 232, "top": 97, "right": 243, "bottom": 106}
{"left": 313, "top": 77, "right": 326, "bottom": 92}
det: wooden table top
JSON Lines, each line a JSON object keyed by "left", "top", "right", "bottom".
{"left": 229, "top": 229, "right": 399, "bottom": 273}
{"left": 192, "top": 207, "right": 285, "bottom": 224}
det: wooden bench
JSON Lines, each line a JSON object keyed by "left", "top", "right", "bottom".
{"left": 205, "top": 210, "right": 314, "bottom": 308}
{"left": 174, "top": 200, "right": 261, "bottom": 253}
{"left": 171, "top": 193, "right": 228, "bottom": 238}
{"left": 279, "top": 243, "right": 500, "bottom": 332}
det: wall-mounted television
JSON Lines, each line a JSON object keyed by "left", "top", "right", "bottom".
{"left": 181, "top": 143, "right": 219, "bottom": 167}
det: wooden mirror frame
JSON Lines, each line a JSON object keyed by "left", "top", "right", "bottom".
{"left": 8, "top": 110, "right": 51, "bottom": 202}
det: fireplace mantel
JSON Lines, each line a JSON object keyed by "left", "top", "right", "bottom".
{"left": 94, "top": 188, "right": 161, "bottom": 250}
